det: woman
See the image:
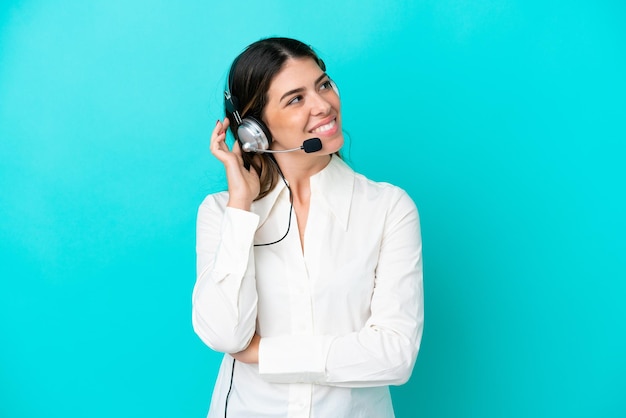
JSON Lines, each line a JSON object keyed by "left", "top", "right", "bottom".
{"left": 192, "top": 37, "right": 423, "bottom": 418}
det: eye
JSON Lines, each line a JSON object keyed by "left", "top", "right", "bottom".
{"left": 287, "top": 95, "right": 303, "bottom": 105}
{"left": 320, "top": 80, "right": 333, "bottom": 91}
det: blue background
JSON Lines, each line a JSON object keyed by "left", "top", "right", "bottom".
{"left": 1, "top": 1, "right": 624, "bottom": 417}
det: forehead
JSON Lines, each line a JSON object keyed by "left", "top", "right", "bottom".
{"left": 267, "top": 57, "right": 325, "bottom": 97}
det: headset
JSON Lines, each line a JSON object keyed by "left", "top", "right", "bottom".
{"left": 224, "top": 79, "right": 339, "bottom": 154}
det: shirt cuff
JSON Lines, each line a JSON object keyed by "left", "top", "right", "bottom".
{"left": 258, "top": 335, "right": 335, "bottom": 383}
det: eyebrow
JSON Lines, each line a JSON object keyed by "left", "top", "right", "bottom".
{"left": 279, "top": 73, "right": 329, "bottom": 103}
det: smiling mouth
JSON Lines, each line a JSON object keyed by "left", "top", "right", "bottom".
{"left": 310, "top": 119, "right": 336, "bottom": 134}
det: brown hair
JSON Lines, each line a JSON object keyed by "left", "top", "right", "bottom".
{"left": 225, "top": 37, "right": 327, "bottom": 200}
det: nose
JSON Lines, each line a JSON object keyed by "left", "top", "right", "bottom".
{"left": 310, "top": 91, "right": 332, "bottom": 116}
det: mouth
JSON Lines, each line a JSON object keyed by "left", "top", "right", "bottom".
{"left": 310, "top": 118, "right": 337, "bottom": 134}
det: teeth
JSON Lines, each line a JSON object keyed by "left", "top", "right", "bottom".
{"left": 312, "top": 120, "right": 335, "bottom": 134}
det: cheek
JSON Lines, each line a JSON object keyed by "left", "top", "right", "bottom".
{"left": 268, "top": 114, "right": 306, "bottom": 138}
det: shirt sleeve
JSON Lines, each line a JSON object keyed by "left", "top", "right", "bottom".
{"left": 192, "top": 196, "right": 260, "bottom": 353}
{"left": 258, "top": 189, "right": 424, "bottom": 387}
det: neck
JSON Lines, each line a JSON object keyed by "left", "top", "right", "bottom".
{"left": 272, "top": 154, "right": 332, "bottom": 192}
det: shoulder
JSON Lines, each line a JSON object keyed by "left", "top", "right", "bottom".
{"left": 350, "top": 172, "right": 421, "bottom": 241}
{"left": 200, "top": 190, "right": 229, "bottom": 206}
{"left": 332, "top": 157, "right": 413, "bottom": 202}
{"left": 198, "top": 191, "right": 229, "bottom": 217}
{"left": 352, "top": 171, "right": 418, "bottom": 214}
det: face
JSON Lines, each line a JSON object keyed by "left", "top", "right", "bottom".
{"left": 262, "top": 58, "right": 343, "bottom": 155}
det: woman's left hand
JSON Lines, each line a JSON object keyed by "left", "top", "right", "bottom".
{"left": 231, "top": 333, "right": 260, "bottom": 364}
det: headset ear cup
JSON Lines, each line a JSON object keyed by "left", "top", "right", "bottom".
{"left": 247, "top": 116, "right": 273, "bottom": 147}
{"left": 237, "top": 116, "right": 273, "bottom": 152}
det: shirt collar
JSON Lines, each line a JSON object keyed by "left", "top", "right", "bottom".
{"left": 251, "top": 156, "right": 355, "bottom": 231}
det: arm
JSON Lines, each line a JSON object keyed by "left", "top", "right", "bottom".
{"left": 257, "top": 189, "right": 424, "bottom": 387}
{"left": 191, "top": 200, "right": 260, "bottom": 353}
{"left": 191, "top": 118, "right": 261, "bottom": 353}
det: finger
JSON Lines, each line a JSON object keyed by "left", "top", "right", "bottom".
{"left": 210, "top": 133, "right": 225, "bottom": 156}
{"left": 210, "top": 121, "right": 229, "bottom": 154}
{"left": 212, "top": 118, "right": 224, "bottom": 137}
{"left": 232, "top": 139, "right": 243, "bottom": 157}
{"left": 210, "top": 118, "right": 237, "bottom": 163}
{"left": 213, "top": 117, "right": 231, "bottom": 138}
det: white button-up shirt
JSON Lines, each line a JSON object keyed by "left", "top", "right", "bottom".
{"left": 193, "top": 156, "right": 423, "bottom": 418}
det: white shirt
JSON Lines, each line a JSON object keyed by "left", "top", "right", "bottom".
{"left": 193, "top": 156, "right": 423, "bottom": 418}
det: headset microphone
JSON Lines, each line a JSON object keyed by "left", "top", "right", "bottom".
{"left": 301, "top": 138, "right": 323, "bottom": 153}
{"left": 242, "top": 138, "right": 322, "bottom": 154}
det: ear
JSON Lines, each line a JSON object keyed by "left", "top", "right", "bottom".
{"left": 330, "top": 79, "right": 340, "bottom": 97}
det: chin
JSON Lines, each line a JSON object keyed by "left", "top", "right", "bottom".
{"left": 321, "top": 135, "right": 344, "bottom": 155}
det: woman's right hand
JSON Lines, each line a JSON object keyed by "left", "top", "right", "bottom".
{"left": 210, "top": 118, "right": 260, "bottom": 211}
